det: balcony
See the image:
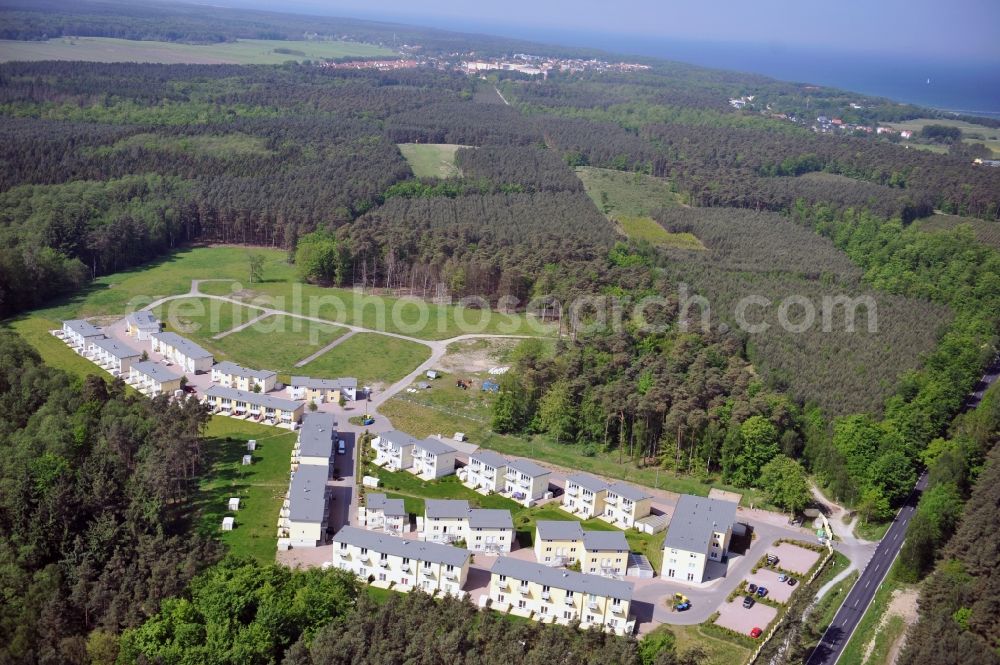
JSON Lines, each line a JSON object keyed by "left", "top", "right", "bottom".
{"left": 541, "top": 591, "right": 550, "bottom": 601}
{"left": 565, "top": 485, "right": 578, "bottom": 496}
{"left": 336, "top": 549, "right": 349, "bottom": 559}
{"left": 445, "top": 570, "right": 458, "bottom": 581}
{"left": 400, "top": 564, "right": 410, "bottom": 573}
{"left": 497, "top": 580, "right": 509, "bottom": 591}
{"left": 505, "top": 471, "right": 517, "bottom": 481}
{"left": 481, "top": 469, "right": 494, "bottom": 479}
{"left": 359, "top": 553, "right": 370, "bottom": 563}
{"left": 422, "top": 568, "right": 434, "bottom": 578}
{"left": 604, "top": 496, "right": 617, "bottom": 506}
{"left": 588, "top": 601, "right": 600, "bottom": 611}
{"left": 564, "top": 596, "right": 575, "bottom": 606}
{"left": 378, "top": 559, "right": 389, "bottom": 568}
{"left": 519, "top": 585, "right": 530, "bottom": 596}
{"left": 612, "top": 605, "right": 625, "bottom": 615}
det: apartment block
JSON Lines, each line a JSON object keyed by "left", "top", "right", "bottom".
{"left": 582, "top": 531, "right": 629, "bottom": 578}
{"left": 488, "top": 557, "right": 634, "bottom": 635}
{"left": 86, "top": 337, "right": 140, "bottom": 376}
{"left": 562, "top": 473, "right": 609, "bottom": 519}
{"left": 280, "top": 464, "right": 331, "bottom": 547}
{"left": 212, "top": 360, "right": 277, "bottom": 393}
{"left": 61, "top": 319, "right": 104, "bottom": 349}
{"left": 371, "top": 430, "right": 419, "bottom": 471}
{"left": 123, "top": 311, "right": 162, "bottom": 340}
{"left": 661, "top": 495, "right": 738, "bottom": 583}
{"left": 422, "top": 499, "right": 513, "bottom": 553}
{"left": 462, "top": 450, "right": 508, "bottom": 493}
{"left": 502, "top": 458, "right": 551, "bottom": 506}
{"left": 203, "top": 385, "right": 304, "bottom": 427}
{"left": 534, "top": 520, "right": 584, "bottom": 565}
{"left": 332, "top": 526, "right": 470, "bottom": 596}
{"left": 410, "top": 437, "right": 457, "bottom": 480}
{"left": 598, "top": 482, "right": 653, "bottom": 529}
{"left": 151, "top": 332, "right": 214, "bottom": 373}
{"left": 360, "top": 493, "right": 408, "bottom": 534}
{"left": 287, "top": 376, "right": 359, "bottom": 403}
{"left": 127, "top": 360, "right": 183, "bottom": 396}
{"left": 292, "top": 412, "right": 336, "bottom": 469}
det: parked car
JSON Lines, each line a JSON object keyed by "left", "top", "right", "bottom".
{"left": 787, "top": 577, "right": 798, "bottom": 587}
{"left": 777, "top": 573, "right": 788, "bottom": 583}
{"left": 756, "top": 586, "right": 768, "bottom": 597}
{"left": 766, "top": 554, "right": 779, "bottom": 565}
{"left": 337, "top": 439, "right": 346, "bottom": 455}
{"left": 750, "top": 627, "right": 763, "bottom": 639}
{"left": 743, "top": 595, "right": 755, "bottom": 609}
{"left": 675, "top": 601, "right": 691, "bottom": 611}
{"left": 673, "top": 592, "right": 689, "bottom": 604}
{"left": 362, "top": 416, "right": 375, "bottom": 425}
{"left": 748, "top": 583, "right": 758, "bottom": 594}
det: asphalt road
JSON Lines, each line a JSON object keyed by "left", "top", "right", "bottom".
{"left": 807, "top": 354, "right": 1000, "bottom": 665}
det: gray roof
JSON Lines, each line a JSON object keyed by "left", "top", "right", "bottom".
{"left": 334, "top": 526, "right": 470, "bottom": 567}
{"left": 152, "top": 332, "right": 213, "bottom": 360}
{"left": 608, "top": 482, "right": 652, "bottom": 502}
{"left": 204, "top": 385, "right": 301, "bottom": 411}
{"left": 298, "top": 413, "right": 336, "bottom": 459}
{"left": 90, "top": 337, "right": 140, "bottom": 359}
{"left": 64, "top": 319, "right": 103, "bottom": 338}
{"left": 536, "top": 520, "right": 584, "bottom": 541}
{"left": 566, "top": 473, "right": 609, "bottom": 493}
{"left": 214, "top": 361, "right": 276, "bottom": 381}
{"left": 415, "top": 437, "right": 457, "bottom": 456}
{"left": 290, "top": 375, "right": 358, "bottom": 390}
{"left": 377, "top": 430, "right": 419, "bottom": 451}
{"left": 425, "top": 499, "right": 470, "bottom": 519}
{"left": 288, "top": 464, "right": 330, "bottom": 523}
{"left": 470, "top": 450, "right": 508, "bottom": 469}
{"left": 132, "top": 360, "right": 182, "bottom": 383}
{"left": 366, "top": 493, "right": 407, "bottom": 517}
{"left": 506, "top": 458, "right": 550, "bottom": 479}
{"left": 583, "top": 530, "right": 630, "bottom": 552}
{"left": 663, "top": 495, "right": 739, "bottom": 553}
{"left": 469, "top": 509, "right": 513, "bottom": 530}
{"left": 491, "top": 557, "right": 633, "bottom": 600}
{"left": 125, "top": 311, "right": 161, "bottom": 330}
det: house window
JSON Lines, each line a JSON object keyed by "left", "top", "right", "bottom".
{"left": 540, "top": 605, "right": 548, "bottom": 614}
{"left": 402, "top": 558, "right": 410, "bottom": 565}
{"left": 563, "top": 611, "right": 574, "bottom": 619}
{"left": 612, "top": 598, "right": 621, "bottom": 607}
{"left": 361, "top": 548, "right": 368, "bottom": 555}
{"left": 687, "top": 573, "right": 694, "bottom": 581}
{"left": 566, "top": 591, "right": 574, "bottom": 600}
{"left": 546, "top": 546, "right": 552, "bottom": 552}
{"left": 402, "top": 577, "right": 409, "bottom": 585}
{"left": 518, "top": 600, "right": 527, "bottom": 609}
{"left": 667, "top": 569, "right": 676, "bottom": 577}
{"left": 378, "top": 573, "right": 386, "bottom": 581}
{"left": 542, "top": 585, "right": 550, "bottom": 592}
{"left": 423, "top": 561, "right": 431, "bottom": 568}
{"left": 380, "top": 553, "right": 388, "bottom": 561}
{"left": 446, "top": 564, "right": 454, "bottom": 572}
{"left": 339, "top": 542, "right": 347, "bottom": 550}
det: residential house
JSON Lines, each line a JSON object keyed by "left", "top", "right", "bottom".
{"left": 287, "top": 376, "right": 359, "bottom": 403}
{"left": 503, "top": 458, "right": 551, "bottom": 505}
{"left": 282, "top": 464, "right": 331, "bottom": 547}
{"left": 463, "top": 450, "right": 508, "bottom": 493}
{"left": 421, "top": 499, "right": 514, "bottom": 552}
{"left": 123, "top": 311, "right": 162, "bottom": 340}
{"left": 292, "top": 412, "right": 336, "bottom": 469}
{"left": 562, "top": 473, "right": 609, "bottom": 519}
{"left": 488, "top": 557, "right": 634, "bottom": 635}
{"left": 87, "top": 337, "right": 141, "bottom": 376}
{"left": 212, "top": 361, "right": 277, "bottom": 393}
{"left": 371, "top": 430, "right": 418, "bottom": 471}
{"left": 332, "top": 525, "right": 470, "bottom": 596}
{"left": 62, "top": 320, "right": 104, "bottom": 349}
{"left": 599, "top": 482, "right": 652, "bottom": 529}
{"left": 151, "top": 332, "right": 214, "bottom": 373}
{"left": 203, "top": 385, "right": 304, "bottom": 427}
{"left": 533, "top": 520, "right": 584, "bottom": 565}
{"left": 661, "top": 494, "right": 738, "bottom": 583}
{"left": 410, "top": 437, "right": 457, "bottom": 480}
{"left": 360, "top": 493, "right": 408, "bottom": 534}
{"left": 582, "top": 531, "right": 629, "bottom": 578}
{"left": 128, "top": 361, "right": 183, "bottom": 396}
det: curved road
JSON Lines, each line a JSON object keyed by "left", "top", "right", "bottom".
{"left": 807, "top": 353, "right": 1000, "bottom": 665}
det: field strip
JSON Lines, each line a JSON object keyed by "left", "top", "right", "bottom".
{"left": 212, "top": 311, "right": 271, "bottom": 339}
{"left": 293, "top": 330, "right": 357, "bottom": 367}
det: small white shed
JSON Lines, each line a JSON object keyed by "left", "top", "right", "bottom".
{"left": 454, "top": 432, "right": 467, "bottom": 442}
{"left": 426, "top": 370, "right": 439, "bottom": 379}
{"left": 247, "top": 439, "right": 257, "bottom": 451}
{"left": 221, "top": 516, "right": 235, "bottom": 531}
{"left": 242, "top": 454, "right": 253, "bottom": 465}
{"left": 228, "top": 497, "right": 241, "bottom": 511}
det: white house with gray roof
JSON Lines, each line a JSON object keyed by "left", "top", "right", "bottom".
{"left": 287, "top": 376, "right": 358, "bottom": 403}
{"left": 332, "top": 525, "right": 470, "bottom": 596}
{"left": 128, "top": 361, "right": 183, "bottom": 396}
{"left": 563, "top": 473, "right": 610, "bottom": 519}
{"left": 61, "top": 320, "right": 104, "bottom": 349}
{"left": 463, "top": 450, "right": 508, "bottom": 493}
{"left": 421, "top": 499, "right": 513, "bottom": 552}
{"left": 212, "top": 361, "right": 277, "bottom": 393}
{"left": 534, "top": 520, "right": 585, "bottom": 565}
{"left": 409, "top": 437, "right": 457, "bottom": 480}
{"left": 293, "top": 413, "right": 336, "bottom": 468}
{"left": 371, "top": 430, "right": 419, "bottom": 471}
{"left": 503, "top": 458, "right": 551, "bottom": 506}
{"left": 598, "top": 482, "right": 653, "bottom": 529}
{"left": 359, "top": 493, "right": 408, "bottom": 534}
{"left": 281, "top": 464, "right": 332, "bottom": 547}
{"left": 87, "top": 337, "right": 141, "bottom": 376}
{"left": 151, "top": 332, "right": 213, "bottom": 373}
{"left": 123, "top": 311, "right": 161, "bottom": 340}
{"left": 203, "top": 385, "right": 304, "bottom": 427}
{"left": 582, "top": 531, "right": 630, "bottom": 578}
{"left": 661, "top": 494, "right": 738, "bottom": 583}
{"left": 488, "top": 557, "right": 634, "bottom": 634}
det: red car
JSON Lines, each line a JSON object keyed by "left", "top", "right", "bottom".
{"left": 750, "top": 627, "right": 763, "bottom": 639}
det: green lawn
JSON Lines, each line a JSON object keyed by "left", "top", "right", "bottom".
{"left": 153, "top": 296, "right": 264, "bottom": 341}
{"left": 194, "top": 417, "right": 297, "bottom": 563}
{"left": 0, "top": 37, "right": 396, "bottom": 65}
{"left": 199, "top": 278, "right": 554, "bottom": 340}
{"left": 618, "top": 215, "right": 706, "bottom": 249}
{"left": 397, "top": 143, "right": 466, "bottom": 178}
{"left": 665, "top": 623, "right": 753, "bottom": 665}
{"left": 379, "top": 396, "right": 763, "bottom": 505}
{"left": 298, "top": 333, "right": 431, "bottom": 386}
{"left": 4, "top": 315, "right": 110, "bottom": 382}
{"left": 208, "top": 314, "right": 347, "bottom": 374}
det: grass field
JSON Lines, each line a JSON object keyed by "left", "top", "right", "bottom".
{"left": 211, "top": 314, "right": 348, "bottom": 373}
{"left": 194, "top": 417, "right": 297, "bottom": 563}
{"left": 575, "top": 166, "right": 704, "bottom": 249}
{"left": 882, "top": 117, "right": 1000, "bottom": 157}
{"left": 0, "top": 37, "right": 396, "bottom": 65}
{"left": 914, "top": 213, "right": 1000, "bottom": 251}
{"left": 153, "top": 296, "right": 264, "bottom": 340}
{"left": 397, "top": 143, "right": 465, "bottom": 178}
{"left": 200, "top": 278, "right": 554, "bottom": 340}
{"left": 379, "top": 396, "right": 764, "bottom": 505}
{"left": 298, "top": 332, "right": 430, "bottom": 386}
{"left": 662, "top": 623, "right": 754, "bottom": 665}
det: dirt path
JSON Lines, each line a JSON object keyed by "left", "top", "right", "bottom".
{"left": 860, "top": 587, "right": 919, "bottom": 664}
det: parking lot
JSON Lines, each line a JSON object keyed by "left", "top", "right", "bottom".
{"left": 746, "top": 568, "right": 795, "bottom": 604}
{"left": 715, "top": 597, "right": 778, "bottom": 635}
{"left": 769, "top": 542, "right": 822, "bottom": 575}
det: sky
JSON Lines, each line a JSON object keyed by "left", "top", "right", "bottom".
{"left": 215, "top": 0, "right": 1000, "bottom": 61}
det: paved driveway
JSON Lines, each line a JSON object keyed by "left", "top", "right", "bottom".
{"left": 716, "top": 597, "right": 777, "bottom": 634}
{"left": 746, "top": 568, "right": 794, "bottom": 604}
